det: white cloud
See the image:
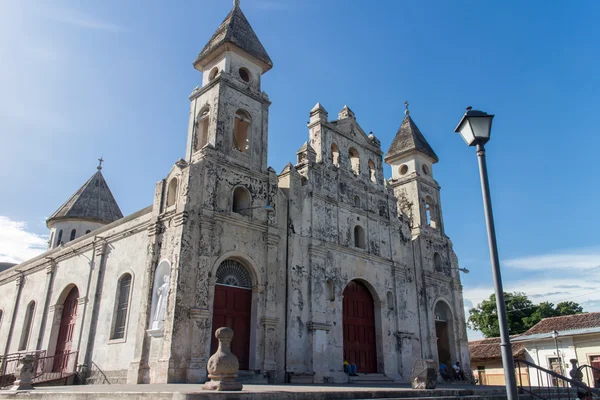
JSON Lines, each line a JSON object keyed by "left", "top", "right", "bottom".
{"left": 504, "top": 249, "right": 600, "bottom": 271}
{"left": 35, "top": 4, "right": 122, "bottom": 32}
{"left": 0, "top": 216, "right": 47, "bottom": 264}
{"left": 463, "top": 248, "right": 600, "bottom": 340}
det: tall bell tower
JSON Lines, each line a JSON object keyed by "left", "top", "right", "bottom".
{"left": 185, "top": 0, "right": 273, "bottom": 173}
{"left": 385, "top": 102, "right": 444, "bottom": 234}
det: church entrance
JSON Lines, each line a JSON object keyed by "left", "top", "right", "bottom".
{"left": 342, "top": 280, "right": 377, "bottom": 373}
{"left": 53, "top": 286, "right": 79, "bottom": 372}
{"left": 434, "top": 301, "right": 454, "bottom": 366}
{"left": 211, "top": 259, "right": 252, "bottom": 370}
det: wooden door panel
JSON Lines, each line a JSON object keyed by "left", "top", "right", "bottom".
{"left": 53, "top": 287, "right": 79, "bottom": 372}
{"left": 343, "top": 281, "right": 377, "bottom": 373}
{"left": 211, "top": 285, "right": 252, "bottom": 370}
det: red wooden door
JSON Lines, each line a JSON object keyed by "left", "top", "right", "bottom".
{"left": 343, "top": 281, "right": 377, "bottom": 373}
{"left": 210, "top": 284, "right": 252, "bottom": 370}
{"left": 53, "top": 287, "right": 79, "bottom": 372}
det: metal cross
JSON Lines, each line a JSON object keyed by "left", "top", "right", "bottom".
{"left": 97, "top": 157, "right": 104, "bottom": 170}
{"left": 404, "top": 100, "right": 410, "bottom": 116}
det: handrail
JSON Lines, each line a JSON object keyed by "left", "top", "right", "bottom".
{"left": 579, "top": 364, "right": 600, "bottom": 388}
{"left": 515, "top": 358, "right": 600, "bottom": 400}
{"left": 0, "top": 350, "right": 78, "bottom": 388}
{"left": 89, "top": 360, "right": 111, "bottom": 385}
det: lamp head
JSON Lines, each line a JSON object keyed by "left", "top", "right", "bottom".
{"left": 552, "top": 330, "right": 559, "bottom": 339}
{"left": 454, "top": 106, "right": 495, "bottom": 146}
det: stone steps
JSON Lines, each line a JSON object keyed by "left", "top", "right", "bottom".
{"left": 348, "top": 373, "right": 394, "bottom": 384}
{"left": 236, "top": 370, "right": 268, "bottom": 384}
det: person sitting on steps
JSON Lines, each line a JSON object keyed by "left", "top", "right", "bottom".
{"left": 454, "top": 361, "right": 466, "bottom": 381}
{"left": 439, "top": 362, "right": 453, "bottom": 382}
{"left": 344, "top": 359, "right": 358, "bottom": 376}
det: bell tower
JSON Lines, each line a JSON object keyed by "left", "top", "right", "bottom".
{"left": 185, "top": 0, "right": 273, "bottom": 173}
{"left": 385, "top": 102, "right": 444, "bottom": 234}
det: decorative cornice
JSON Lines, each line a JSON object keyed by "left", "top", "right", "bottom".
{"left": 189, "top": 308, "right": 211, "bottom": 320}
{"left": 308, "top": 244, "right": 327, "bottom": 259}
{"left": 260, "top": 317, "right": 279, "bottom": 327}
{"left": 148, "top": 221, "right": 163, "bottom": 237}
{"left": 213, "top": 213, "right": 268, "bottom": 233}
{"left": 307, "top": 321, "right": 331, "bottom": 332}
{"left": 266, "top": 232, "right": 280, "bottom": 247}
{"left": 173, "top": 211, "right": 189, "bottom": 227}
{"left": 77, "top": 297, "right": 87, "bottom": 306}
{"left": 49, "top": 304, "right": 63, "bottom": 313}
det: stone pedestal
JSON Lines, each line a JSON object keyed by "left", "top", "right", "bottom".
{"left": 411, "top": 359, "right": 437, "bottom": 389}
{"left": 569, "top": 359, "right": 583, "bottom": 386}
{"left": 202, "top": 327, "right": 243, "bottom": 391}
{"left": 10, "top": 355, "right": 35, "bottom": 391}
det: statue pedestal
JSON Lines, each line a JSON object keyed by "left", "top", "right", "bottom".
{"left": 202, "top": 327, "right": 243, "bottom": 391}
{"left": 10, "top": 355, "right": 35, "bottom": 391}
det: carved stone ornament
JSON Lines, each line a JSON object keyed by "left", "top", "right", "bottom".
{"left": 202, "top": 327, "right": 243, "bottom": 391}
{"left": 10, "top": 355, "right": 35, "bottom": 391}
{"left": 411, "top": 358, "right": 437, "bottom": 389}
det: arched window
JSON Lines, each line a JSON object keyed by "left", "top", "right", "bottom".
{"left": 166, "top": 178, "right": 178, "bottom": 208}
{"left": 194, "top": 106, "right": 210, "bottom": 151}
{"left": 232, "top": 186, "right": 251, "bottom": 215}
{"left": 19, "top": 301, "right": 36, "bottom": 351}
{"left": 387, "top": 291, "right": 394, "bottom": 310}
{"left": 233, "top": 109, "right": 251, "bottom": 153}
{"left": 434, "top": 252, "right": 443, "bottom": 273}
{"left": 56, "top": 230, "right": 63, "bottom": 247}
{"left": 216, "top": 259, "right": 252, "bottom": 288}
{"left": 85, "top": 230, "right": 91, "bottom": 234}
{"left": 354, "top": 195, "right": 361, "bottom": 208}
{"left": 111, "top": 273, "right": 132, "bottom": 340}
{"left": 368, "top": 159, "right": 376, "bottom": 183}
{"left": 0, "top": 309, "right": 3, "bottom": 330}
{"left": 331, "top": 143, "right": 339, "bottom": 166}
{"left": 70, "top": 229, "right": 76, "bottom": 241}
{"left": 348, "top": 148, "right": 360, "bottom": 175}
{"left": 49, "top": 232, "right": 54, "bottom": 249}
{"left": 354, "top": 225, "right": 365, "bottom": 249}
{"left": 425, "top": 196, "right": 437, "bottom": 229}
{"left": 326, "top": 279, "right": 335, "bottom": 301}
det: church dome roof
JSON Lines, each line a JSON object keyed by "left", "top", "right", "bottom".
{"left": 46, "top": 168, "right": 123, "bottom": 227}
{"left": 384, "top": 114, "right": 438, "bottom": 163}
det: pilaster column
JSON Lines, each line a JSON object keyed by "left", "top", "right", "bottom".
{"left": 4, "top": 274, "right": 25, "bottom": 355}
{"left": 77, "top": 240, "right": 107, "bottom": 376}
{"left": 35, "top": 261, "right": 56, "bottom": 350}
{"left": 261, "top": 317, "right": 279, "bottom": 372}
{"left": 187, "top": 308, "right": 212, "bottom": 382}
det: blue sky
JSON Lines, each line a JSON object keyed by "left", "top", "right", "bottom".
{"left": 1, "top": 0, "right": 599, "bottom": 339}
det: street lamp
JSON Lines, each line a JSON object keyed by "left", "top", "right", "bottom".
{"left": 552, "top": 330, "right": 564, "bottom": 376}
{"left": 454, "top": 107, "right": 519, "bottom": 400}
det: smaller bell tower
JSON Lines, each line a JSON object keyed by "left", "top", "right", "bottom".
{"left": 385, "top": 102, "right": 444, "bottom": 234}
{"left": 184, "top": 0, "right": 273, "bottom": 173}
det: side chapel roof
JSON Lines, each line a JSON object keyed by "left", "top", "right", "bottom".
{"left": 46, "top": 169, "right": 123, "bottom": 227}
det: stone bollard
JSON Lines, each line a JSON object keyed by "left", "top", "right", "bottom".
{"left": 202, "top": 327, "right": 243, "bottom": 391}
{"left": 411, "top": 359, "right": 437, "bottom": 389}
{"left": 10, "top": 354, "right": 35, "bottom": 391}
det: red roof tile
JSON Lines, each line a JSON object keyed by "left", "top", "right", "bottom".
{"left": 523, "top": 312, "right": 600, "bottom": 335}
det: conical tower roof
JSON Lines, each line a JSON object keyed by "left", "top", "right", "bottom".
{"left": 385, "top": 114, "right": 438, "bottom": 163}
{"left": 193, "top": 1, "right": 273, "bottom": 72}
{"left": 46, "top": 168, "right": 123, "bottom": 227}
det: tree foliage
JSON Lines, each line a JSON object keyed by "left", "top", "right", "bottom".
{"left": 468, "top": 292, "right": 585, "bottom": 338}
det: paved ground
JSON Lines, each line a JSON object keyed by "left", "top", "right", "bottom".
{"left": 0, "top": 383, "right": 508, "bottom": 400}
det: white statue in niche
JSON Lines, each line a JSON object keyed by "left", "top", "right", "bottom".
{"left": 149, "top": 260, "right": 171, "bottom": 333}
{"left": 151, "top": 275, "right": 169, "bottom": 330}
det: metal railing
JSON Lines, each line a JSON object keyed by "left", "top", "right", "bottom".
{"left": 0, "top": 350, "right": 78, "bottom": 388}
{"left": 515, "top": 358, "right": 600, "bottom": 400}
{"left": 579, "top": 364, "right": 600, "bottom": 389}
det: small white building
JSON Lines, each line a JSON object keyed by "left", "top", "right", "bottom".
{"left": 513, "top": 312, "right": 600, "bottom": 387}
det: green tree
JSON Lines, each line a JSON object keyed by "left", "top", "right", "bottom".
{"left": 469, "top": 293, "right": 585, "bottom": 338}
{"left": 468, "top": 292, "right": 536, "bottom": 338}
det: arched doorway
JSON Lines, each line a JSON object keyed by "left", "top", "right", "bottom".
{"left": 343, "top": 280, "right": 377, "bottom": 373}
{"left": 434, "top": 301, "right": 454, "bottom": 366}
{"left": 53, "top": 286, "right": 79, "bottom": 372}
{"left": 211, "top": 259, "right": 252, "bottom": 370}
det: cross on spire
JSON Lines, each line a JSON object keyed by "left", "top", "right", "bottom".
{"left": 97, "top": 157, "right": 104, "bottom": 170}
{"left": 404, "top": 100, "right": 410, "bottom": 116}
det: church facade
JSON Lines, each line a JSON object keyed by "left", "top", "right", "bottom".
{"left": 0, "top": 2, "right": 469, "bottom": 385}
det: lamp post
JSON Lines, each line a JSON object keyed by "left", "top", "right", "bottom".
{"left": 454, "top": 107, "right": 518, "bottom": 400}
{"left": 552, "top": 330, "right": 564, "bottom": 377}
